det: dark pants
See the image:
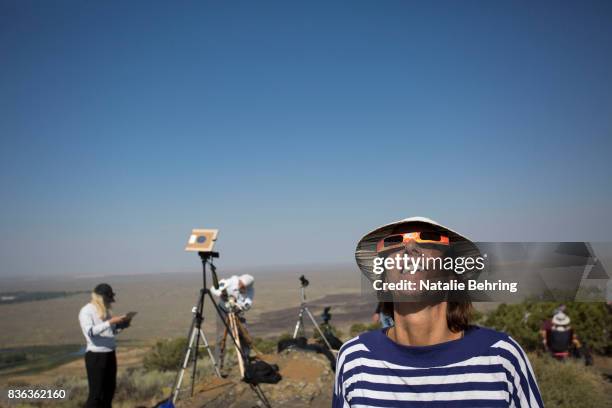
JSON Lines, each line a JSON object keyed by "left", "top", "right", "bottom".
{"left": 84, "top": 350, "right": 116, "bottom": 408}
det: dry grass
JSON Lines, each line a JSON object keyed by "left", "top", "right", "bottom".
{"left": 530, "top": 353, "right": 612, "bottom": 408}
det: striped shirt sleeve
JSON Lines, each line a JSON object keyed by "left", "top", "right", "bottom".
{"left": 333, "top": 337, "right": 360, "bottom": 408}
{"left": 492, "top": 336, "right": 544, "bottom": 408}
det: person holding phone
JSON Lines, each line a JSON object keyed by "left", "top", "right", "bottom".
{"left": 78, "top": 283, "right": 133, "bottom": 408}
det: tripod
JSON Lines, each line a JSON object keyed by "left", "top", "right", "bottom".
{"left": 292, "top": 275, "right": 334, "bottom": 351}
{"left": 217, "top": 303, "right": 250, "bottom": 377}
{"left": 168, "top": 252, "right": 271, "bottom": 407}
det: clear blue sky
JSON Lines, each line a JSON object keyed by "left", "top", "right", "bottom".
{"left": 1, "top": 1, "right": 611, "bottom": 277}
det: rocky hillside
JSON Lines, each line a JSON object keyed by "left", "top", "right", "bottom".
{"left": 181, "top": 350, "right": 334, "bottom": 408}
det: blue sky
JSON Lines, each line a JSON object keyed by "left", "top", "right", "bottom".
{"left": 1, "top": 1, "right": 611, "bottom": 276}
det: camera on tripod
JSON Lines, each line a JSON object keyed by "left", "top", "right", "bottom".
{"left": 299, "top": 275, "right": 309, "bottom": 287}
{"left": 321, "top": 307, "right": 332, "bottom": 325}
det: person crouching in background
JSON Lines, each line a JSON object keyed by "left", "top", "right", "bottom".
{"left": 78, "top": 283, "right": 132, "bottom": 408}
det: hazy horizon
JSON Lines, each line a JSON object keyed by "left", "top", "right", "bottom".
{"left": 0, "top": 262, "right": 359, "bottom": 291}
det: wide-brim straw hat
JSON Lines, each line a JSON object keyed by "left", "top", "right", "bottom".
{"left": 355, "top": 216, "right": 482, "bottom": 282}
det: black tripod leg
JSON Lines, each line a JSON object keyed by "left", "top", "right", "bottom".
{"left": 190, "top": 289, "right": 206, "bottom": 397}
{"left": 250, "top": 384, "right": 272, "bottom": 408}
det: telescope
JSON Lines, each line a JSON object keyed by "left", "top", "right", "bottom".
{"left": 292, "top": 275, "right": 334, "bottom": 351}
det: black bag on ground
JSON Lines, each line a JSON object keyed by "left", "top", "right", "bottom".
{"left": 243, "top": 359, "right": 282, "bottom": 385}
{"left": 278, "top": 336, "right": 308, "bottom": 352}
{"left": 319, "top": 330, "right": 343, "bottom": 350}
{"left": 277, "top": 336, "right": 337, "bottom": 372}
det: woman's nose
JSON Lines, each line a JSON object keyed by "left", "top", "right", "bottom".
{"left": 403, "top": 241, "right": 423, "bottom": 257}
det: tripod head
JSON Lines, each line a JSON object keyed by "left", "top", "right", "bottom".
{"left": 298, "top": 275, "right": 310, "bottom": 303}
{"left": 198, "top": 251, "right": 219, "bottom": 261}
{"left": 199, "top": 251, "right": 220, "bottom": 289}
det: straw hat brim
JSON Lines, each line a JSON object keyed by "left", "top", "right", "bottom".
{"left": 355, "top": 216, "right": 481, "bottom": 282}
{"left": 552, "top": 313, "right": 571, "bottom": 326}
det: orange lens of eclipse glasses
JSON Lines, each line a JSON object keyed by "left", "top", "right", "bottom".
{"left": 376, "top": 231, "right": 450, "bottom": 253}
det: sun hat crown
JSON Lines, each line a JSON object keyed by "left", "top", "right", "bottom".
{"left": 356, "top": 216, "right": 479, "bottom": 276}
{"left": 552, "top": 312, "right": 571, "bottom": 326}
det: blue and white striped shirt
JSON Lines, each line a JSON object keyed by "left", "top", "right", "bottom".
{"left": 333, "top": 326, "right": 543, "bottom": 407}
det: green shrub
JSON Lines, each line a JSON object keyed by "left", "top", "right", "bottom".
{"left": 47, "top": 368, "right": 177, "bottom": 408}
{"left": 114, "top": 367, "right": 176, "bottom": 403}
{"left": 143, "top": 338, "right": 189, "bottom": 372}
{"left": 252, "top": 337, "right": 277, "bottom": 354}
{"left": 0, "top": 351, "right": 27, "bottom": 366}
{"left": 52, "top": 375, "right": 88, "bottom": 408}
{"left": 530, "top": 353, "right": 611, "bottom": 408}
{"left": 483, "top": 302, "right": 611, "bottom": 355}
{"left": 349, "top": 322, "right": 379, "bottom": 338}
{"left": 277, "top": 332, "right": 293, "bottom": 342}
{"left": 470, "top": 307, "right": 485, "bottom": 324}
{"left": 349, "top": 323, "right": 367, "bottom": 337}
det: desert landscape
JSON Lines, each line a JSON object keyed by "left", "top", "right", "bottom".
{"left": 0, "top": 264, "right": 372, "bottom": 388}
{"left": 1, "top": 265, "right": 610, "bottom": 408}
{"left": 0, "top": 264, "right": 367, "bottom": 348}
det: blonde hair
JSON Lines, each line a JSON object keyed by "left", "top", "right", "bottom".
{"left": 91, "top": 292, "right": 112, "bottom": 320}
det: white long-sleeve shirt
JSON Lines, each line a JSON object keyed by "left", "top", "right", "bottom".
{"left": 210, "top": 275, "right": 254, "bottom": 311}
{"left": 78, "top": 303, "right": 118, "bottom": 352}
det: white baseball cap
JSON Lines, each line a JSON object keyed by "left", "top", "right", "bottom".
{"left": 239, "top": 274, "right": 254, "bottom": 287}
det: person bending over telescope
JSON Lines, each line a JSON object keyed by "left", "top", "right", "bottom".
{"left": 78, "top": 283, "right": 134, "bottom": 408}
{"left": 211, "top": 274, "right": 255, "bottom": 312}
{"left": 211, "top": 274, "right": 255, "bottom": 357}
{"left": 336, "top": 217, "right": 543, "bottom": 408}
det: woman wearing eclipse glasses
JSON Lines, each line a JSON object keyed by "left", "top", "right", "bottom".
{"left": 334, "top": 217, "right": 543, "bottom": 408}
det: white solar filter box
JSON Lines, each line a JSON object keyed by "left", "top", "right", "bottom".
{"left": 185, "top": 229, "right": 218, "bottom": 252}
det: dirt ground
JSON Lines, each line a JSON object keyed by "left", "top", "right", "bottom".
{"left": 182, "top": 350, "right": 334, "bottom": 408}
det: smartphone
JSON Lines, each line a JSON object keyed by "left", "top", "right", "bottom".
{"left": 125, "top": 311, "right": 138, "bottom": 320}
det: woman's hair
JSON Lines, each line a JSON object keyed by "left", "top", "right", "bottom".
{"left": 381, "top": 301, "right": 473, "bottom": 332}
{"left": 91, "top": 292, "right": 112, "bottom": 320}
{"left": 445, "top": 301, "right": 473, "bottom": 332}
